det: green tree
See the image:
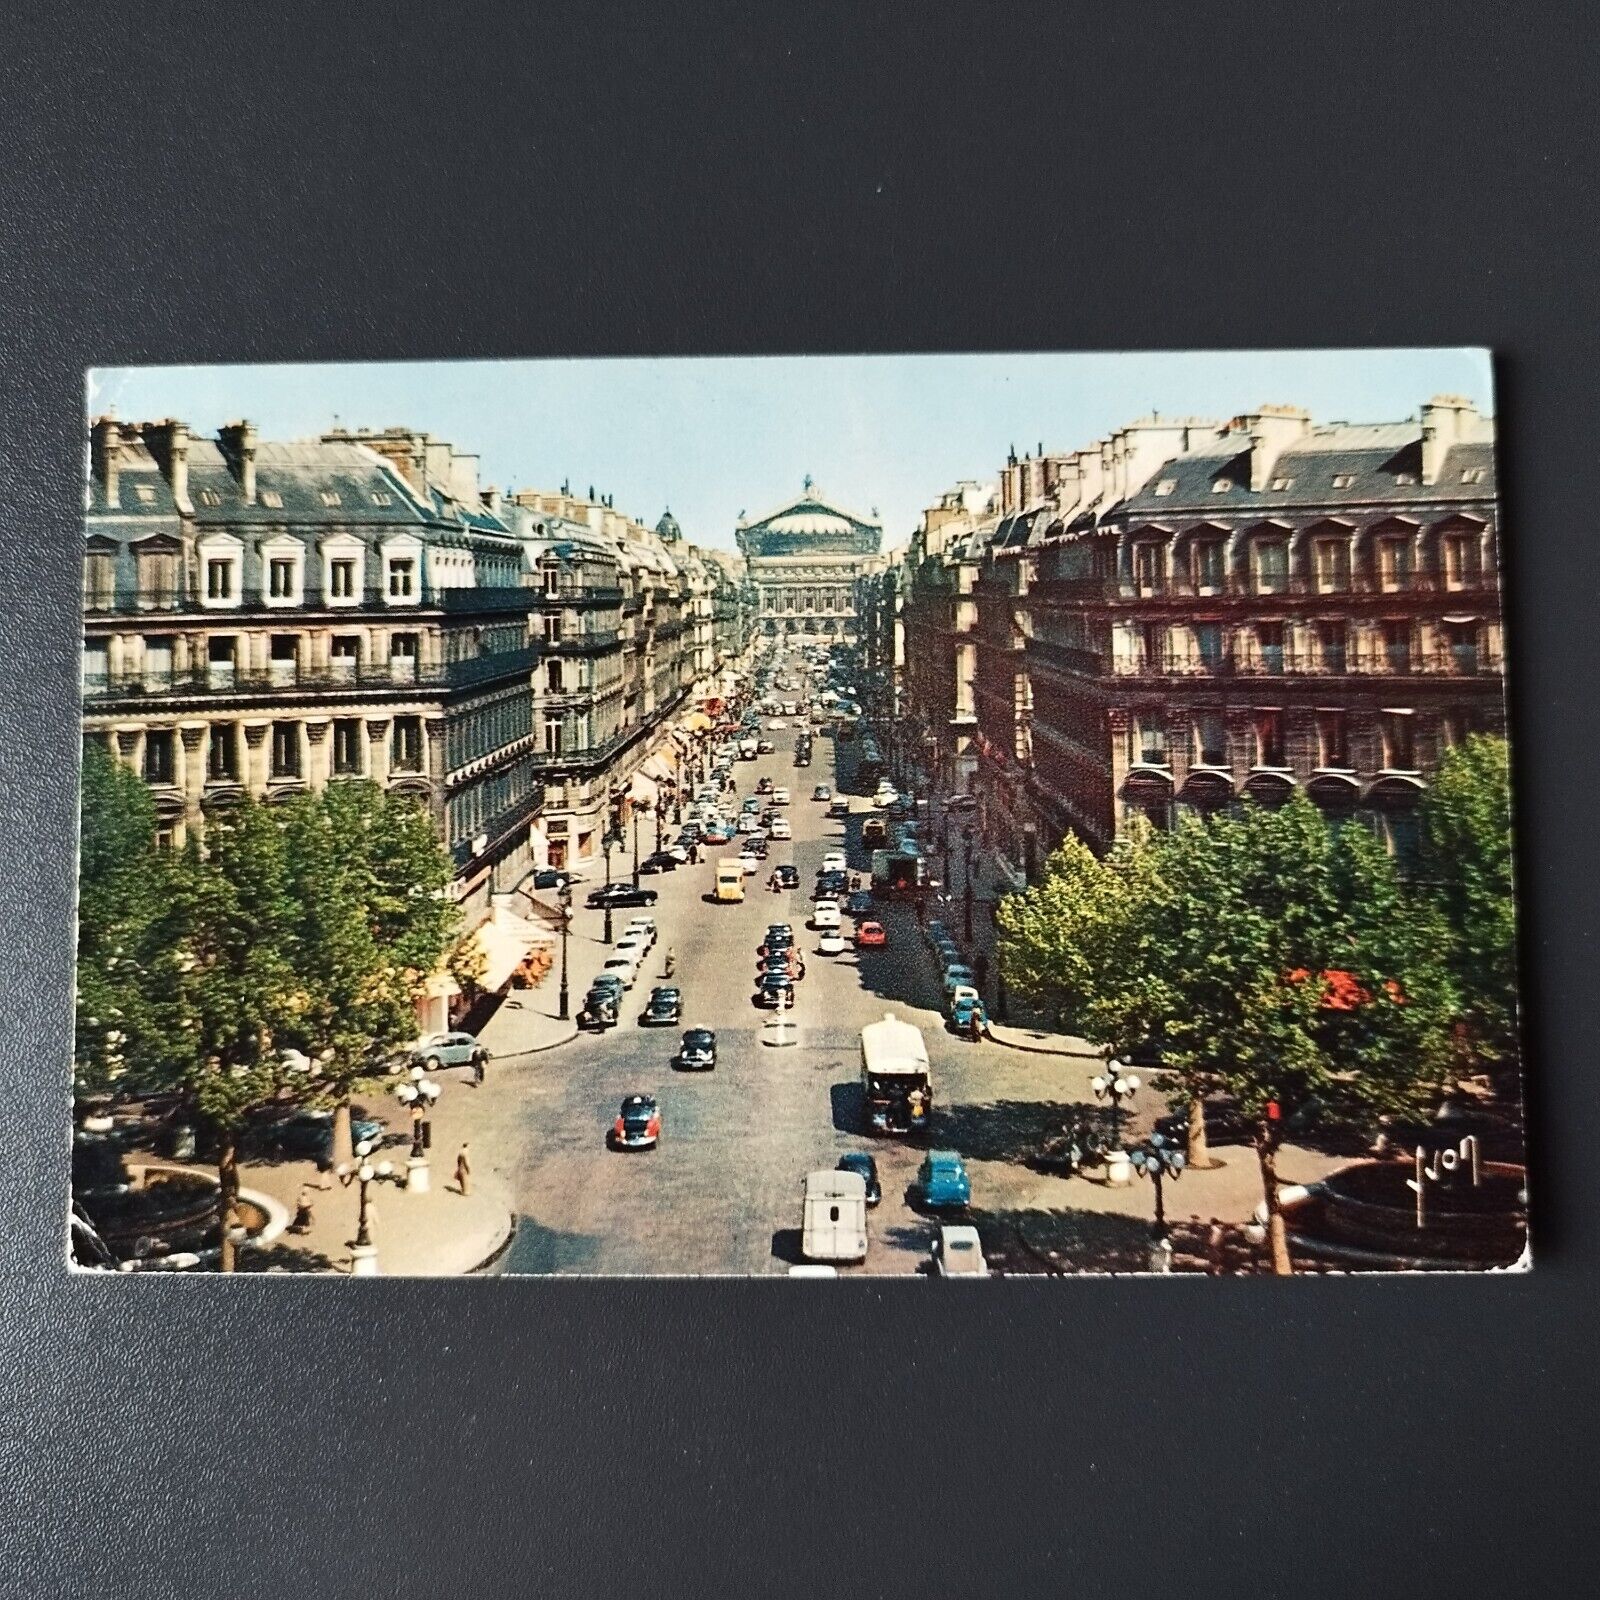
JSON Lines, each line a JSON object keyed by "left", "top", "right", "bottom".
{"left": 1419, "top": 734, "right": 1518, "bottom": 1071}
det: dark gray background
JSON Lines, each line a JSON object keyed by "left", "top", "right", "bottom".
{"left": 2, "top": 5, "right": 1591, "bottom": 1595}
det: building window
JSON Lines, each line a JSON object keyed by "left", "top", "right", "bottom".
{"left": 543, "top": 612, "right": 564, "bottom": 644}
{"left": 205, "top": 557, "right": 236, "bottom": 602}
{"left": 543, "top": 715, "right": 564, "bottom": 755}
{"left": 320, "top": 489, "right": 341, "bottom": 507}
{"left": 135, "top": 484, "right": 157, "bottom": 504}
{"left": 1195, "top": 622, "right": 1225, "bottom": 670}
{"left": 391, "top": 716, "right": 423, "bottom": 773}
{"left": 330, "top": 635, "right": 361, "bottom": 680}
{"left": 388, "top": 557, "right": 416, "bottom": 600}
{"left": 1193, "top": 712, "right": 1227, "bottom": 768}
{"left": 207, "top": 636, "right": 237, "bottom": 689}
{"left": 370, "top": 490, "right": 392, "bottom": 506}
{"left": 137, "top": 548, "right": 180, "bottom": 606}
{"left": 144, "top": 730, "right": 175, "bottom": 785}
{"left": 1212, "top": 478, "right": 1233, "bottom": 493}
{"left": 542, "top": 564, "right": 561, "bottom": 596}
{"left": 1138, "top": 621, "right": 1165, "bottom": 672}
{"left": 1270, "top": 477, "right": 1294, "bottom": 492}
{"left": 332, "top": 718, "right": 364, "bottom": 775}
{"left": 1133, "top": 716, "right": 1169, "bottom": 767}
{"left": 1441, "top": 532, "right": 1480, "bottom": 590}
{"left": 390, "top": 632, "right": 418, "bottom": 681}
{"left": 1443, "top": 620, "right": 1480, "bottom": 674}
{"left": 1316, "top": 710, "right": 1348, "bottom": 769}
{"left": 1395, "top": 472, "right": 1418, "bottom": 486}
{"left": 139, "top": 636, "right": 172, "bottom": 690}
{"left": 208, "top": 724, "right": 238, "bottom": 781}
{"left": 1313, "top": 538, "right": 1350, "bottom": 593}
{"left": 1460, "top": 467, "right": 1485, "bottom": 485}
{"left": 84, "top": 551, "right": 115, "bottom": 609}
{"left": 270, "top": 634, "right": 299, "bottom": 685}
{"left": 82, "top": 641, "right": 109, "bottom": 690}
{"left": 268, "top": 556, "right": 298, "bottom": 600}
{"left": 1377, "top": 536, "right": 1413, "bottom": 592}
{"left": 270, "top": 722, "right": 302, "bottom": 779}
{"left": 1381, "top": 711, "right": 1416, "bottom": 771}
{"left": 1191, "top": 540, "right": 1225, "bottom": 593}
{"left": 1316, "top": 619, "right": 1347, "bottom": 674}
{"left": 547, "top": 659, "right": 565, "bottom": 693}
{"left": 1256, "top": 621, "right": 1285, "bottom": 673}
{"left": 1133, "top": 543, "right": 1163, "bottom": 594}
{"left": 1154, "top": 479, "right": 1177, "bottom": 496}
{"left": 197, "top": 488, "right": 221, "bottom": 507}
{"left": 1382, "top": 620, "right": 1412, "bottom": 674}
{"left": 330, "top": 557, "right": 357, "bottom": 599}
{"left": 1253, "top": 709, "right": 1285, "bottom": 768}
{"left": 1332, "top": 473, "right": 1354, "bottom": 489}
{"left": 154, "top": 822, "right": 178, "bottom": 851}
{"left": 1253, "top": 539, "right": 1288, "bottom": 595}
{"left": 260, "top": 489, "right": 283, "bottom": 508}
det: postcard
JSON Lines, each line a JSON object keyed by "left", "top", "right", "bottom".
{"left": 70, "top": 352, "right": 1525, "bottom": 1275}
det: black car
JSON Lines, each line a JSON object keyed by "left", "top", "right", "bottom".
{"left": 532, "top": 868, "right": 571, "bottom": 890}
{"left": 587, "top": 884, "right": 659, "bottom": 909}
{"left": 846, "top": 889, "right": 873, "bottom": 917}
{"left": 638, "top": 852, "right": 680, "bottom": 875}
{"left": 813, "top": 873, "right": 848, "bottom": 901}
{"left": 754, "top": 972, "right": 795, "bottom": 1008}
{"left": 837, "top": 1151, "right": 882, "bottom": 1207}
{"left": 828, "top": 800, "right": 850, "bottom": 819}
{"left": 775, "top": 864, "right": 801, "bottom": 889}
{"left": 640, "top": 986, "right": 683, "bottom": 1025}
{"left": 677, "top": 1028, "right": 717, "bottom": 1071}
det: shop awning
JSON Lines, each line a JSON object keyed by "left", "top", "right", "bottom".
{"left": 628, "top": 772, "right": 660, "bottom": 805}
{"left": 642, "top": 753, "right": 676, "bottom": 782}
{"left": 682, "top": 710, "right": 714, "bottom": 732}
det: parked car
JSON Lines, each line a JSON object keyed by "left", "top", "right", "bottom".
{"left": 677, "top": 1028, "right": 717, "bottom": 1071}
{"left": 757, "top": 739, "right": 776, "bottom": 754}
{"left": 930, "top": 1223, "right": 988, "bottom": 1277}
{"left": 775, "top": 863, "right": 801, "bottom": 888}
{"left": 916, "top": 1150, "right": 972, "bottom": 1211}
{"left": 924, "top": 919, "right": 950, "bottom": 947}
{"left": 414, "top": 1031, "right": 488, "bottom": 1072}
{"left": 812, "top": 785, "right": 832, "bottom": 802}
{"left": 638, "top": 851, "right": 680, "bottom": 875}
{"left": 822, "top": 850, "right": 848, "bottom": 874}
{"left": 771, "top": 787, "right": 791, "bottom": 806}
{"left": 836, "top": 1150, "right": 882, "bottom": 1207}
{"left": 769, "top": 818, "right": 792, "bottom": 840}
{"left": 532, "top": 868, "right": 571, "bottom": 890}
{"left": 587, "top": 884, "right": 658, "bottom": 910}
{"left": 610, "top": 1094, "right": 661, "bottom": 1150}
{"left": 579, "top": 991, "right": 619, "bottom": 1030}
{"left": 828, "top": 800, "right": 850, "bottom": 820}
{"left": 856, "top": 920, "right": 887, "bottom": 949}
{"left": 846, "top": 890, "right": 874, "bottom": 917}
{"left": 602, "top": 955, "right": 642, "bottom": 989}
{"left": 641, "top": 986, "right": 683, "bottom": 1026}
{"left": 814, "top": 872, "right": 849, "bottom": 901}
{"left": 759, "top": 932, "right": 794, "bottom": 958}
{"left": 817, "top": 929, "right": 847, "bottom": 956}
{"left": 268, "top": 1108, "right": 384, "bottom": 1162}
{"left": 624, "top": 916, "right": 657, "bottom": 944}
{"left": 932, "top": 938, "right": 962, "bottom": 969}
{"left": 942, "top": 964, "right": 977, "bottom": 998}
{"left": 812, "top": 903, "right": 842, "bottom": 933}
{"left": 949, "top": 993, "right": 988, "bottom": 1031}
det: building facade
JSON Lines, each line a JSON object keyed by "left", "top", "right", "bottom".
{"left": 736, "top": 483, "right": 886, "bottom": 639}
{"left": 83, "top": 419, "right": 542, "bottom": 923}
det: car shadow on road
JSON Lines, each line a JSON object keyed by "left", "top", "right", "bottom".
{"left": 829, "top": 1079, "right": 865, "bottom": 1133}
{"left": 964, "top": 1203, "right": 1165, "bottom": 1275}
{"left": 770, "top": 1227, "right": 806, "bottom": 1266}
{"left": 503, "top": 1213, "right": 605, "bottom": 1275}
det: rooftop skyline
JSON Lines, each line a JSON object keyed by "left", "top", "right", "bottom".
{"left": 89, "top": 350, "right": 1494, "bottom": 551}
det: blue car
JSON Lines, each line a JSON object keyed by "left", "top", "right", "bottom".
{"left": 916, "top": 1150, "right": 972, "bottom": 1211}
{"left": 949, "top": 995, "right": 988, "bottom": 1031}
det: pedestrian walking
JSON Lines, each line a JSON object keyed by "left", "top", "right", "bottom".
{"left": 289, "top": 1184, "right": 315, "bottom": 1235}
{"left": 473, "top": 1052, "right": 486, "bottom": 1086}
{"left": 454, "top": 1143, "right": 472, "bottom": 1197}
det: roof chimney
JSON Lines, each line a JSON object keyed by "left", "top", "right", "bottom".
{"left": 90, "top": 417, "right": 122, "bottom": 508}
{"left": 144, "top": 419, "right": 191, "bottom": 513}
{"left": 219, "top": 419, "right": 258, "bottom": 503}
{"left": 1242, "top": 405, "right": 1312, "bottom": 491}
{"left": 1420, "top": 394, "right": 1478, "bottom": 485}
{"left": 481, "top": 486, "right": 503, "bottom": 515}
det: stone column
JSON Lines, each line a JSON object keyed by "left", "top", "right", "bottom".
{"left": 1286, "top": 708, "right": 1317, "bottom": 785}
{"left": 1106, "top": 707, "right": 1130, "bottom": 834}
{"left": 366, "top": 717, "right": 392, "bottom": 786}
{"left": 304, "top": 717, "right": 331, "bottom": 790}
{"left": 242, "top": 721, "right": 270, "bottom": 796}
{"left": 115, "top": 726, "right": 142, "bottom": 777}
{"left": 1227, "top": 708, "right": 1255, "bottom": 792}
{"left": 424, "top": 717, "right": 449, "bottom": 829}
{"left": 178, "top": 722, "right": 207, "bottom": 831}
{"left": 1166, "top": 707, "right": 1192, "bottom": 793}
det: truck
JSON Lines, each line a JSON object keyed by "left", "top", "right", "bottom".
{"left": 738, "top": 737, "right": 759, "bottom": 760}
{"left": 859, "top": 1012, "right": 932, "bottom": 1137}
{"left": 870, "top": 848, "right": 928, "bottom": 897}
{"left": 714, "top": 861, "right": 746, "bottom": 903}
{"left": 801, "top": 1169, "right": 868, "bottom": 1262}
{"left": 861, "top": 815, "right": 888, "bottom": 850}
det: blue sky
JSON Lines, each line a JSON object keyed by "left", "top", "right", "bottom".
{"left": 89, "top": 350, "right": 1493, "bottom": 550}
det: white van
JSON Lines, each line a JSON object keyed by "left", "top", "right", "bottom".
{"left": 801, "top": 1170, "right": 868, "bottom": 1263}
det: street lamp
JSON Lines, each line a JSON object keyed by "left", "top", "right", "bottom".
{"left": 631, "top": 808, "right": 641, "bottom": 886}
{"left": 336, "top": 1137, "right": 396, "bottom": 1275}
{"left": 601, "top": 829, "right": 622, "bottom": 943}
{"left": 556, "top": 883, "right": 573, "bottom": 1020}
{"left": 1090, "top": 1058, "right": 1142, "bottom": 1147}
{"left": 393, "top": 1066, "right": 442, "bottom": 1190}
{"left": 1130, "top": 1132, "right": 1187, "bottom": 1272}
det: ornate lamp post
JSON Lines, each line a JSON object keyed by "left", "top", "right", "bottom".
{"left": 601, "top": 829, "right": 621, "bottom": 943}
{"left": 336, "top": 1136, "right": 396, "bottom": 1275}
{"left": 1130, "top": 1132, "right": 1187, "bottom": 1272}
{"left": 393, "top": 1066, "right": 442, "bottom": 1191}
{"left": 556, "top": 882, "right": 573, "bottom": 1020}
{"left": 1090, "top": 1057, "right": 1141, "bottom": 1147}
{"left": 631, "top": 808, "right": 641, "bottom": 886}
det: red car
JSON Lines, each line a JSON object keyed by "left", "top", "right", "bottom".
{"left": 856, "top": 921, "right": 887, "bottom": 948}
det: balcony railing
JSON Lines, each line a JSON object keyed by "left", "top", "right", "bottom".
{"left": 1106, "top": 647, "right": 1502, "bottom": 679}
{"left": 1039, "top": 570, "right": 1496, "bottom": 603}
{"left": 84, "top": 584, "right": 537, "bottom": 618}
{"left": 81, "top": 643, "right": 540, "bottom": 703}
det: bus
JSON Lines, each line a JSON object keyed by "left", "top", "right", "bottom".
{"left": 859, "top": 1012, "right": 932, "bottom": 1137}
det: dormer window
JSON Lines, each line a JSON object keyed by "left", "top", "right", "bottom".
{"left": 1269, "top": 477, "right": 1293, "bottom": 492}
{"left": 1395, "top": 472, "right": 1418, "bottom": 485}
{"left": 1212, "top": 478, "right": 1232, "bottom": 493}
{"left": 1331, "top": 473, "right": 1355, "bottom": 489}
{"left": 197, "top": 488, "right": 222, "bottom": 507}
{"left": 1460, "top": 467, "right": 1485, "bottom": 484}
{"left": 134, "top": 484, "right": 157, "bottom": 504}
{"left": 370, "top": 490, "right": 392, "bottom": 506}
{"left": 260, "top": 489, "right": 283, "bottom": 508}
{"left": 320, "top": 489, "right": 341, "bottom": 507}
{"left": 1154, "top": 479, "right": 1177, "bottom": 497}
